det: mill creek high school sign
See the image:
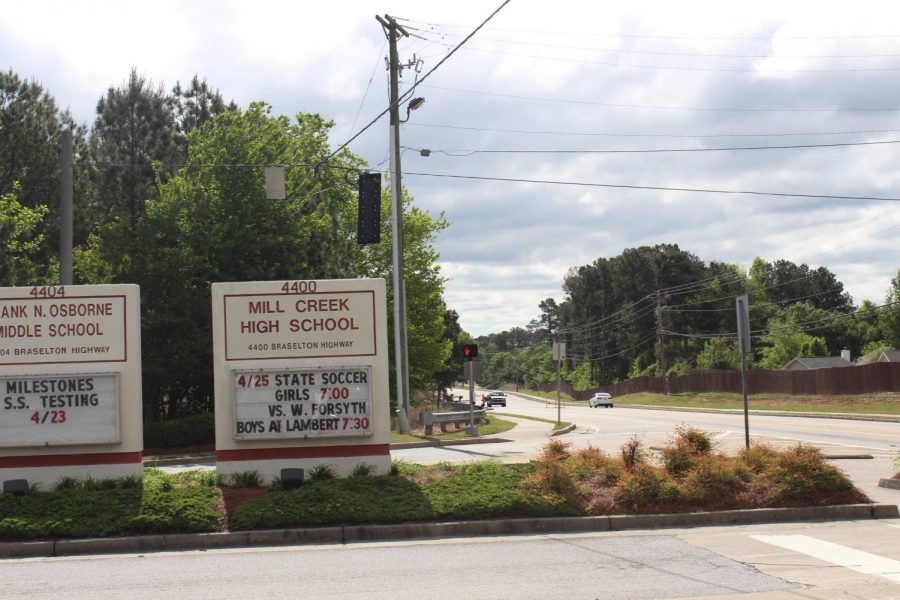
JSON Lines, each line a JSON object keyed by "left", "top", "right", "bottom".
{"left": 212, "top": 279, "right": 390, "bottom": 482}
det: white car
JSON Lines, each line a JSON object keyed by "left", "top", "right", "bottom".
{"left": 588, "top": 392, "right": 613, "bottom": 408}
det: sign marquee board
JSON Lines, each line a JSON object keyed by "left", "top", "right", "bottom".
{"left": 232, "top": 366, "right": 372, "bottom": 439}
{"left": 0, "top": 285, "right": 143, "bottom": 489}
{"left": 0, "top": 373, "right": 120, "bottom": 447}
{"left": 212, "top": 279, "right": 390, "bottom": 481}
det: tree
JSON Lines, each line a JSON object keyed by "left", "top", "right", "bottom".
{"left": 880, "top": 270, "right": 900, "bottom": 348}
{"left": 0, "top": 185, "right": 52, "bottom": 285}
{"left": 77, "top": 103, "right": 362, "bottom": 420}
{"left": 433, "top": 309, "right": 470, "bottom": 397}
{"left": 0, "top": 69, "right": 89, "bottom": 263}
{"left": 748, "top": 258, "right": 853, "bottom": 313}
{"left": 171, "top": 76, "right": 237, "bottom": 142}
{"left": 528, "top": 297, "right": 560, "bottom": 343}
{"left": 695, "top": 338, "right": 741, "bottom": 370}
{"left": 757, "top": 310, "right": 829, "bottom": 370}
{"left": 91, "top": 69, "right": 182, "bottom": 222}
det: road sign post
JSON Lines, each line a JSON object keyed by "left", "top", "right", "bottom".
{"left": 735, "top": 294, "right": 751, "bottom": 449}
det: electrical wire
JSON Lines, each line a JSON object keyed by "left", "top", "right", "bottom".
{"left": 410, "top": 36, "right": 900, "bottom": 73}
{"left": 320, "top": 0, "right": 512, "bottom": 166}
{"left": 419, "top": 83, "right": 900, "bottom": 112}
{"left": 409, "top": 30, "right": 900, "bottom": 59}
{"left": 398, "top": 19, "right": 900, "bottom": 41}
{"left": 345, "top": 40, "right": 387, "bottom": 141}
{"left": 406, "top": 122, "right": 900, "bottom": 140}
{"left": 404, "top": 139, "right": 900, "bottom": 155}
{"left": 403, "top": 171, "right": 900, "bottom": 202}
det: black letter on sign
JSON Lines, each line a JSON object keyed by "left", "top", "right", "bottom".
{"left": 357, "top": 172, "right": 382, "bottom": 245}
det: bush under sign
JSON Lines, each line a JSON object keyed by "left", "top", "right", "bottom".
{"left": 232, "top": 367, "right": 372, "bottom": 439}
{"left": 0, "top": 373, "right": 120, "bottom": 447}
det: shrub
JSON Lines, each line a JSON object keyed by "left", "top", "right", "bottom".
{"left": 673, "top": 425, "right": 713, "bottom": 455}
{"left": 228, "top": 471, "right": 263, "bottom": 488}
{"left": 660, "top": 444, "right": 697, "bottom": 478}
{"left": 390, "top": 459, "right": 421, "bottom": 477}
{"left": 540, "top": 439, "right": 572, "bottom": 462}
{"left": 143, "top": 413, "right": 215, "bottom": 450}
{"left": 308, "top": 465, "right": 337, "bottom": 481}
{"left": 615, "top": 464, "right": 682, "bottom": 510}
{"left": 766, "top": 445, "right": 855, "bottom": 502}
{"left": 661, "top": 426, "right": 715, "bottom": 478}
{"left": 568, "top": 446, "right": 622, "bottom": 486}
{"left": 739, "top": 443, "right": 780, "bottom": 474}
{"left": 350, "top": 463, "right": 375, "bottom": 478}
{"left": 680, "top": 456, "right": 748, "bottom": 504}
{"left": 620, "top": 437, "right": 645, "bottom": 472}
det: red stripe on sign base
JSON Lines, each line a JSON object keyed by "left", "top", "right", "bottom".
{"left": 217, "top": 444, "right": 390, "bottom": 463}
{"left": 0, "top": 451, "right": 143, "bottom": 468}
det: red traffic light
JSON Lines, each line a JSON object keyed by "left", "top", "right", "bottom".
{"left": 462, "top": 343, "right": 478, "bottom": 359}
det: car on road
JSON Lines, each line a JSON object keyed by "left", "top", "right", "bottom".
{"left": 588, "top": 392, "right": 613, "bottom": 408}
{"left": 482, "top": 391, "right": 507, "bottom": 407}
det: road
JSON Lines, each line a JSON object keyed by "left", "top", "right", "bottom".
{"left": 3, "top": 390, "right": 898, "bottom": 599}
{"left": 397, "top": 389, "right": 900, "bottom": 506}
{"left": 3, "top": 519, "right": 899, "bottom": 599}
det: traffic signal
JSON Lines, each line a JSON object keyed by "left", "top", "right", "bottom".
{"left": 462, "top": 343, "right": 478, "bottom": 359}
{"left": 357, "top": 172, "right": 381, "bottom": 245}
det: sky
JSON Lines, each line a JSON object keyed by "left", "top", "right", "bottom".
{"left": 3, "top": 0, "right": 899, "bottom": 336}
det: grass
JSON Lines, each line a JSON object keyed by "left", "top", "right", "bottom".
{"left": 0, "top": 469, "right": 222, "bottom": 540}
{"left": 521, "top": 390, "right": 579, "bottom": 403}
{"left": 493, "top": 412, "right": 572, "bottom": 431}
{"left": 614, "top": 391, "right": 900, "bottom": 416}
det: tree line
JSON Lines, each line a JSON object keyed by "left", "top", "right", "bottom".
{"left": 478, "top": 244, "right": 900, "bottom": 390}
{"left": 1, "top": 68, "right": 467, "bottom": 421}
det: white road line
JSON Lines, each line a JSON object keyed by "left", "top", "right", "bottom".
{"left": 751, "top": 534, "right": 900, "bottom": 584}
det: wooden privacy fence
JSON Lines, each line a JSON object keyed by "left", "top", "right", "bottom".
{"left": 536, "top": 362, "right": 900, "bottom": 399}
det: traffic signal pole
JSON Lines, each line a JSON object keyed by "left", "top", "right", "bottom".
{"left": 467, "top": 359, "right": 477, "bottom": 436}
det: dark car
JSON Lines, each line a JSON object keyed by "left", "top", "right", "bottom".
{"left": 482, "top": 391, "right": 507, "bottom": 407}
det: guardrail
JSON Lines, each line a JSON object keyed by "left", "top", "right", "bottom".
{"left": 420, "top": 409, "right": 485, "bottom": 435}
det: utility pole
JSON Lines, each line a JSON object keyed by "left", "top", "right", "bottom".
{"left": 377, "top": 14, "right": 411, "bottom": 434}
{"left": 60, "top": 129, "right": 73, "bottom": 285}
{"left": 655, "top": 291, "right": 669, "bottom": 395}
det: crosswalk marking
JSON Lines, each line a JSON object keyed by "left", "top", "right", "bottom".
{"left": 751, "top": 534, "right": 900, "bottom": 584}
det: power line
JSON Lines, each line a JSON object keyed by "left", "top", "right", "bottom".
{"left": 403, "top": 171, "right": 900, "bottom": 202}
{"left": 407, "top": 122, "right": 900, "bottom": 140}
{"left": 405, "top": 139, "right": 900, "bottom": 156}
{"left": 345, "top": 40, "right": 387, "bottom": 141}
{"left": 320, "top": 1, "right": 512, "bottom": 165}
{"left": 411, "top": 30, "right": 900, "bottom": 59}
{"left": 399, "top": 20, "right": 900, "bottom": 41}
{"left": 419, "top": 83, "right": 900, "bottom": 112}
{"left": 413, "top": 36, "right": 900, "bottom": 73}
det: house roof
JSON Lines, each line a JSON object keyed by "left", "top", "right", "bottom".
{"left": 878, "top": 350, "right": 900, "bottom": 362}
{"left": 783, "top": 356, "right": 852, "bottom": 370}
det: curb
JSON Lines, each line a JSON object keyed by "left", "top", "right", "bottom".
{"left": 879, "top": 478, "right": 900, "bottom": 490}
{"left": 390, "top": 437, "right": 513, "bottom": 450}
{"left": 2, "top": 503, "right": 896, "bottom": 560}
{"left": 551, "top": 423, "right": 576, "bottom": 437}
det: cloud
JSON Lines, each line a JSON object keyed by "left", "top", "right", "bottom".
{"left": 3, "top": 0, "right": 899, "bottom": 336}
